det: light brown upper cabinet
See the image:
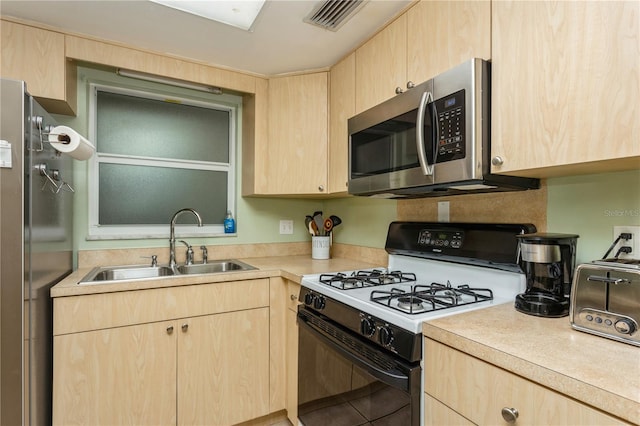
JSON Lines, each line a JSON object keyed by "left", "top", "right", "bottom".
{"left": 354, "top": 0, "right": 490, "bottom": 114}
{"left": 264, "top": 72, "right": 329, "bottom": 196}
{"left": 1, "top": 20, "right": 77, "bottom": 115}
{"left": 491, "top": 1, "right": 640, "bottom": 177}
{"left": 355, "top": 14, "right": 407, "bottom": 114}
{"left": 407, "top": 0, "right": 490, "bottom": 83}
{"left": 329, "top": 53, "right": 356, "bottom": 195}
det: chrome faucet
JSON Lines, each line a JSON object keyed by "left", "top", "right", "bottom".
{"left": 169, "top": 208, "right": 203, "bottom": 268}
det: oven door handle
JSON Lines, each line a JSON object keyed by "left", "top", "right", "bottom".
{"left": 416, "top": 91, "right": 435, "bottom": 176}
{"left": 298, "top": 313, "right": 411, "bottom": 392}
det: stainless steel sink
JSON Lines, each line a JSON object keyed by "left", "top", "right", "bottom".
{"left": 177, "top": 260, "right": 256, "bottom": 275}
{"left": 78, "top": 259, "right": 255, "bottom": 284}
{"left": 79, "top": 265, "right": 175, "bottom": 284}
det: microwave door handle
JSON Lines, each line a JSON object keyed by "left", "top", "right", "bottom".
{"left": 416, "top": 91, "right": 434, "bottom": 176}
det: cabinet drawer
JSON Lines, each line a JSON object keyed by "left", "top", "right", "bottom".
{"left": 54, "top": 279, "right": 270, "bottom": 334}
{"left": 424, "top": 393, "right": 474, "bottom": 426}
{"left": 423, "top": 339, "right": 628, "bottom": 425}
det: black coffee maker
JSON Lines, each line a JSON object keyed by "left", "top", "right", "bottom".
{"left": 515, "top": 233, "right": 579, "bottom": 317}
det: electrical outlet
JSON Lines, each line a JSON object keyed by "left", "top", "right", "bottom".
{"left": 612, "top": 226, "right": 640, "bottom": 259}
{"left": 279, "top": 219, "right": 294, "bottom": 235}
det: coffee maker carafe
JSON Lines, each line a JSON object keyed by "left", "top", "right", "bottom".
{"left": 515, "top": 233, "right": 579, "bottom": 317}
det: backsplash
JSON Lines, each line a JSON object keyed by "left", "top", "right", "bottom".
{"left": 397, "top": 183, "right": 547, "bottom": 229}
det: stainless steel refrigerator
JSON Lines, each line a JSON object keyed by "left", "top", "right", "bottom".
{"left": 1, "top": 79, "right": 74, "bottom": 425}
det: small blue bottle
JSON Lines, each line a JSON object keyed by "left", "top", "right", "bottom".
{"left": 224, "top": 210, "right": 235, "bottom": 234}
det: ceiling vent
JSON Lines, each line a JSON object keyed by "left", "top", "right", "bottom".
{"left": 304, "top": 0, "right": 367, "bottom": 32}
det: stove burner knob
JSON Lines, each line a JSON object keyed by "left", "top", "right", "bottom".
{"left": 304, "top": 292, "right": 315, "bottom": 306}
{"left": 313, "top": 295, "right": 326, "bottom": 310}
{"left": 360, "top": 318, "right": 376, "bottom": 337}
{"left": 379, "top": 326, "right": 394, "bottom": 347}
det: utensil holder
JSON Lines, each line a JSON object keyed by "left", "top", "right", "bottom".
{"left": 312, "top": 236, "right": 331, "bottom": 260}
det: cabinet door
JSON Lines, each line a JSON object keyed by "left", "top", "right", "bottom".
{"left": 329, "top": 52, "right": 355, "bottom": 194}
{"left": 52, "top": 322, "right": 177, "bottom": 425}
{"left": 267, "top": 72, "right": 328, "bottom": 195}
{"left": 1, "top": 20, "right": 76, "bottom": 115}
{"left": 178, "top": 308, "right": 270, "bottom": 426}
{"left": 491, "top": 1, "right": 640, "bottom": 176}
{"left": 407, "top": 0, "right": 490, "bottom": 84}
{"left": 424, "top": 339, "right": 628, "bottom": 425}
{"left": 355, "top": 14, "right": 407, "bottom": 113}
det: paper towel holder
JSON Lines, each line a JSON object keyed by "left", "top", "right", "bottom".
{"left": 30, "top": 115, "right": 69, "bottom": 153}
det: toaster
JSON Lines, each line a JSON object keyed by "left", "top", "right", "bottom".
{"left": 570, "top": 260, "right": 640, "bottom": 347}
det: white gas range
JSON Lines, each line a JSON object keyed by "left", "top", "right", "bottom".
{"left": 296, "top": 222, "right": 535, "bottom": 426}
{"left": 301, "top": 255, "right": 527, "bottom": 334}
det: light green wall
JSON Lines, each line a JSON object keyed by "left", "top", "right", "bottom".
{"left": 324, "top": 197, "right": 398, "bottom": 247}
{"left": 547, "top": 169, "right": 640, "bottom": 264}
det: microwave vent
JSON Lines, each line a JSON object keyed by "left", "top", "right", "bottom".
{"left": 304, "top": 0, "right": 366, "bottom": 31}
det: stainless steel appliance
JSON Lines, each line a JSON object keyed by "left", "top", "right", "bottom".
{"left": 570, "top": 259, "right": 640, "bottom": 347}
{"left": 515, "top": 233, "right": 579, "bottom": 318}
{"left": 1, "top": 79, "right": 74, "bottom": 425}
{"left": 297, "top": 222, "right": 535, "bottom": 426}
{"left": 347, "top": 58, "right": 539, "bottom": 198}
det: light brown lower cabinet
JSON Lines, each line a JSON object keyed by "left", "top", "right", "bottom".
{"left": 52, "top": 280, "right": 270, "bottom": 426}
{"left": 423, "top": 338, "right": 629, "bottom": 425}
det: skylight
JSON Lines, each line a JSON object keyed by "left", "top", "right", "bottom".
{"left": 150, "top": 0, "right": 266, "bottom": 31}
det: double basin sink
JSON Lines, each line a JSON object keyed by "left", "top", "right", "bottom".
{"left": 79, "top": 260, "right": 256, "bottom": 285}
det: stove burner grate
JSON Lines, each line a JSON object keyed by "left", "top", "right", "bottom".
{"left": 370, "top": 282, "right": 494, "bottom": 314}
{"left": 319, "top": 269, "right": 417, "bottom": 290}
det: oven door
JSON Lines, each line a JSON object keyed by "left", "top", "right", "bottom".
{"left": 297, "top": 307, "right": 421, "bottom": 426}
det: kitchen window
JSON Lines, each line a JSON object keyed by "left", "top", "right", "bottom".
{"left": 88, "top": 83, "right": 237, "bottom": 239}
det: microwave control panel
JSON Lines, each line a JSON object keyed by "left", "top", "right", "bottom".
{"left": 435, "top": 89, "right": 465, "bottom": 163}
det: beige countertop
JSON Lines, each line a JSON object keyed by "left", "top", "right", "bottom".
{"left": 51, "top": 255, "right": 381, "bottom": 297}
{"left": 423, "top": 303, "right": 640, "bottom": 425}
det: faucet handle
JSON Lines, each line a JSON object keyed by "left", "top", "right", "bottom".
{"left": 141, "top": 255, "right": 158, "bottom": 267}
{"left": 179, "top": 240, "right": 194, "bottom": 265}
{"left": 200, "top": 246, "right": 208, "bottom": 264}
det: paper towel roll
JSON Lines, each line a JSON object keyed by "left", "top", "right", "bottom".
{"left": 48, "top": 125, "right": 95, "bottom": 160}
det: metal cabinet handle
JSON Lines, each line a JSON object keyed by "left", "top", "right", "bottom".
{"left": 395, "top": 87, "right": 404, "bottom": 94}
{"left": 290, "top": 294, "right": 297, "bottom": 301}
{"left": 181, "top": 323, "right": 189, "bottom": 332}
{"left": 318, "top": 185, "right": 325, "bottom": 192}
{"left": 501, "top": 407, "right": 519, "bottom": 423}
{"left": 491, "top": 156, "right": 504, "bottom": 166}
{"left": 406, "top": 81, "right": 415, "bottom": 89}
{"left": 166, "top": 326, "right": 174, "bottom": 335}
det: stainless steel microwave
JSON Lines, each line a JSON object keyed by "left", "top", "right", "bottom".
{"left": 347, "top": 58, "right": 539, "bottom": 198}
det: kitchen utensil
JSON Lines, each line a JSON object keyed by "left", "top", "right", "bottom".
{"left": 309, "top": 220, "right": 319, "bottom": 236}
{"left": 313, "top": 212, "right": 324, "bottom": 236}
{"left": 305, "top": 216, "right": 313, "bottom": 234}
{"left": 323, "top": 218, "right": 333, "bottom": 234}
{"left": 329, "top": 215, "right": 342, "bottom": 228}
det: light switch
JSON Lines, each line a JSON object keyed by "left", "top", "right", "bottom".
{"left": 0, "top": 140, "right": 12, "bottom": 168}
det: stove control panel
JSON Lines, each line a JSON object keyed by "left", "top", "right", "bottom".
{"left": 418, "top": 229, "right": 463, "bottom": 249}
{"left": 299, "top": 286, "right": 423, "bottom": 362}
